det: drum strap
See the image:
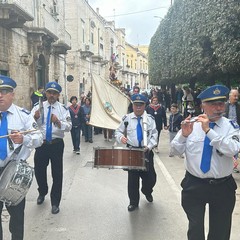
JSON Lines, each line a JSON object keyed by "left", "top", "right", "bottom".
{"left": 9, "top": 145, "right": 23, "bottom": 161}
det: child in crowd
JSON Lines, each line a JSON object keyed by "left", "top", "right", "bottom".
{"left": 168, "top": 103, "right": 184, "bottom": 157}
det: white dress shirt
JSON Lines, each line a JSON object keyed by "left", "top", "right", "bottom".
{"left": 31, "top": 101, "right": 72, "bottom": 140}
{"left": 0, "top": 104, "right": 43, "bottom": 167}
{"left": 171, "top": 116, "right": 240, "bottom": 178}
{"left": 115, "top": 112, "right": 158, "bottom": 150}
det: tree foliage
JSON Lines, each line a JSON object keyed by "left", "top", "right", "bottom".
{"left": 149, "top": 0, "right": 240, "bottom": 86}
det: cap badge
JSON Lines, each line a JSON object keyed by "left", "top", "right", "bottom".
{"left": 0, "top": 79, "right": 3, "bottom": 84}
{"left": 213, "top": 88, "right": 220, "bottom": 95}
{"left": 51, "top": 83, "right": 56, "bottom": 88}
{"left": 136, "top": 96, "right": 141, "bottom": 100}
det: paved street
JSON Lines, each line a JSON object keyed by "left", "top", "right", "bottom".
{"left": 2, "top": 129, "right": 240, "bottom": 240}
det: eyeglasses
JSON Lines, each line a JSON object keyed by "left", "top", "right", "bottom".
{"left": 0, "top": 89, "right": 13, "bottom": 95}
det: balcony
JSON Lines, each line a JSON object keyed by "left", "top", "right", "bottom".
{"left": 0, "top": 0, "right": 34, "bottom": 28}
{"left": 139, "top": 69, "right": 148, "bottom": 76}
{"left": 100, "top": 59, "right": 109, "bottom": 66}
{"left": 26, "top": 7, "right": 58, "bottom": 44}
{"left": 91, "top": 54, "right": 103, "bottom": 63}
{"left": 52, "top": 30, "right": 71, "bottom": 54}
{"left": 80, "top": 44, "right": 94, "bottom": 59}
{"left": 121, "top": 69, "right": 130, "bottom": 75}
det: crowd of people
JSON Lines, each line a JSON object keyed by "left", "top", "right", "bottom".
{"left": 1, "top": 75, "right": 240, "bottom": 240}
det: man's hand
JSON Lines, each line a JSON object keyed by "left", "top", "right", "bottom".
{"left": 51, "top": 114, "right": 61, "bottom": 128}
{"left": 10, "top": 131, "right": 23, "bottom": 144}
{"left": 121, "top": 136, "right": 128, "bottom": 144}
{"left": 143, "top": 146, "right": 149, "bottom": 152}
{"left": 181, "top": 115, "right": 194, "bottom": 137}
{"left": 196, "top": 114, "right": 210, "bottom": 133}
{"left": 34, "top": 110, "right": 40, "bottom": 120}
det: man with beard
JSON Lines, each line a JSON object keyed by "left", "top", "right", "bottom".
{"left": 171, "top": 85, "right": 240, "bottom": 240}
{"left": 32, "top": 82, "right": 72, "bottom": 214}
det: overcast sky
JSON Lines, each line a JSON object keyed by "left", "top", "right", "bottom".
{"left": 88, "top": 0, "right": 172, "bottom": 46}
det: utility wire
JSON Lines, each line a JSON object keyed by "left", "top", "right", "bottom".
{"left": 103, "top": 6, "right": 168, "bottom": 18}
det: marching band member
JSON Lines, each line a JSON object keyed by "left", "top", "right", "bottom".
{"left": 115, "top": 94, "right": 158, "bottom": 212}
{"left": 31, "top": 82, "right": 72, "bottom": 214}
{"left": 171, "top": 85, "right": 240, "bottom": 240}
{"left": 0, "top": 75, "right": 43, "bottom": 240}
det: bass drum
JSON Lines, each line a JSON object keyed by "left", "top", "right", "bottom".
{"left": 0, "top": 161, "right": 34, "bottom": 206}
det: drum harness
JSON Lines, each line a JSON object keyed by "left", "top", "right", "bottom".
{"left": 0, "top": 143, "right": 23, "bottom": 173}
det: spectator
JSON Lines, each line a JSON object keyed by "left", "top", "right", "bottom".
{"left": 69, "top": 96, "right": 84, "bottom": 154}
{"left": 168, "top": 103, "right": 184, "bottom": 157}
{"left": 146, "top": 96, "right": 167, "bottom": 153}
{"left": 182, "top": 87, "right": 194, "bottom": 118}
{"left": 225, "top": 89, "right": 240, "bottom": 173}
{"left": 30, "top": 86, "right": 45, "bottom": 108}
{"left": 82, "top": 97, "right": 93, "bottom": 143}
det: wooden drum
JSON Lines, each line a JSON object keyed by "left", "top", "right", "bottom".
{"left": 93, "top": 147, "right": 146, "bottom": 171}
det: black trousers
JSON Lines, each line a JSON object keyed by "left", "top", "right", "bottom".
{"left": 0, "top": 199, "right": 25, "bottom": 240}
{"left": 128, "top": 150, "right": 156, "bottom": 206}
{"left": 70, "top": 126, "right": 81, "bottom": 151}
{"left": 34, "top": 139, "right": 64, "bottom": 207}
{"left": 181, "top": 172, "right": 237, "bottom": 240}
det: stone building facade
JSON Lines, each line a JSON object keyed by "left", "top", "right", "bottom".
{"left": 0, "top": 0, "right": 70, "bottom": 109}
{"left": 0, "top": 0, "right": 149, "bottom": 109}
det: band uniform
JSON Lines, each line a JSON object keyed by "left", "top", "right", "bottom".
{"left": 31, "top": 82, "right": 72, "bottom": 214}
{"left": 0, "top": 75, "right": 43, "bottom": 240}
{"left": 115, "top": 93, "right": 158, "bottom": 212}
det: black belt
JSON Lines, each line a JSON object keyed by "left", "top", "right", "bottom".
{"left": 186, "top": 171, "right": 232, "bottom": 185}
{"left": 43, "top": 138, "right": 63, "bottom": 145}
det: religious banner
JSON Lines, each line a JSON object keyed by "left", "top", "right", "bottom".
{"left": 89, "top": 73, "right": 130, "bottom": 130}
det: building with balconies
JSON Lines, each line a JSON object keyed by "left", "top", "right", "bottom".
{"left": 65, "top": 1, "right": 125, "bottom": 97}
{"left": 0, "top": 0, "right": 71, "bottom": 108}
{"left": 122, "top": 43, "right": 149, "bottom": 90}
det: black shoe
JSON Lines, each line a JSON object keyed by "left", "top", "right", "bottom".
{"left": 146, "top": 194, "right": 153, "bottom": 202}
{"left": 85, "top": 140, "right": 88, "bottom": 142}
{"left": 51, "top": 205, "right": 60, "bottom": 214}
{"left": 128, "top": 204, "right": 137, "bottom": 212}
{"left": 89, "top": 140, "right": 93, "bottom": 143}
{"left": 37, "top": 195, "right": 45, "bottom": 205}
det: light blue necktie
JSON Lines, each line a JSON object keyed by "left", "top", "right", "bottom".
{"left": 46, "top": 106, "right": 52, "bottom": 142}
{"left": 0, "top": 112, "right": 8, "bottom": 160}
{"left": 137, "top": 117, "right": 143, "bottom": 147}
{"left": 200, "top": 122, "right": 216, "bottom": 173}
